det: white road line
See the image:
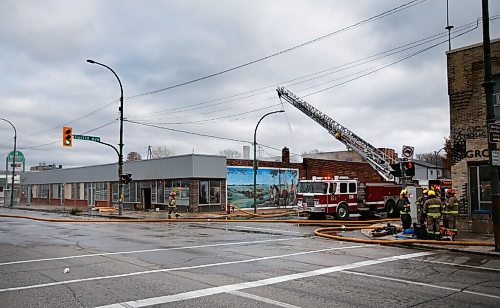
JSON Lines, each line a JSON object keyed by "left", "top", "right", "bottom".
{"left": 0, "top": 245, "right": 368, "bottom": 293}
{"left": 342, "top": 270, "right": 500, "bottom": 300}
{"left": 415, "top": 258, "right": 500, "bottom": 272}
{"left": 233, "top": 225, "right": 302, "bottom": 234}
{"left": 229, "top": 290, "right": 302, "bottom": 308}
{"left": 95, "top": 251, "right": 433, "bottom": 308}
{"left": 0, "top": 237, "right": 304, "bottom": 266}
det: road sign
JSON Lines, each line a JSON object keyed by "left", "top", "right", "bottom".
{"left": 73, "top": 134, "right": 101, "bottom": 142}
{"left": 402, "top": 145, "right": 414, "bottom": 158}
{"left": 489, "top": 123, "right": 500, "bottom": 142}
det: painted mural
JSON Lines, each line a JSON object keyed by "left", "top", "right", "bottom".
{"left": 227, "top": 166, "right": 299, "bottom": 209}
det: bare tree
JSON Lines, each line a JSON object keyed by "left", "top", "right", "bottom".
{"left": 126, "top": 151, "right": 142, "bottom": 161}
{"left": 415, "top": 152, "right": 441, "bottom": 162}
{"left": 151, "top": 146, "right": 174, "bottom": 158}
{"left": 220, "top": 149, "right": 241, "bottom": 159}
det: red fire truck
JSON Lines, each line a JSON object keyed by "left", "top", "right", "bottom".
{"left": 297, "top": 176, "right": 402, "bottom": 219}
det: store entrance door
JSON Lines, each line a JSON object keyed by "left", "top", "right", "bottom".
{"left": 142, "top": 188, "right": 151, "bottom": 210}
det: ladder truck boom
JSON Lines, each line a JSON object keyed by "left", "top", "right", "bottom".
{"left": 277, "top": 87, "right": 398, "bottom": 182}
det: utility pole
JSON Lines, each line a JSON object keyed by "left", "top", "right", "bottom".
{"left": 482, "top": 0, "right": 500, "bottom": 251}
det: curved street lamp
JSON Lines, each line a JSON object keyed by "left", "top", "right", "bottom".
{"left": 0, "top": 118, "right": 17, "bottom": 207}
{"left": 434, "top": 147, "right": 446, "bottom": 180}
{"left": 253, "top": 110, "right": 285, "bottom": 213}
{"left": 87, "top": 60, "right": 124, "bottom": 215}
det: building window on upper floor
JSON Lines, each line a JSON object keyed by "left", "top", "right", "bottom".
{"left": 430, "top": 170, "right": 433, "bottom": 176}
{"left": 493, "top": 74, "right": 500, "bottom": 120}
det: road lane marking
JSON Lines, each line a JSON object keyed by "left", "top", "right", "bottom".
{"left": 0, "top": 245, "right": 368, "bottom": 293}
{"left": 229, "top": 290, "right": 302, "bottom": 308}
{"left": 95, "top": 251, "right": 433, "bottom": 307}
{"left": 342, "top": 270, "right": 500, "bottom": 300}
{"left": 415, "top": 258, "right": 500, "bottom": 272}
{"left": 233, "top": 225, "right": 302, "bottom": 234}
{"left": 0, "top": 237, "right": 304, "bottom": 266}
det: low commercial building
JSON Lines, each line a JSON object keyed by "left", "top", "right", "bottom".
{"left": 21, "top": 154, "right": 227, "bottom": 212}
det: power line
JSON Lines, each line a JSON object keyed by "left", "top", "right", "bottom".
{"left": 125, "top": 0, "right": 427, "bottom": 99}
{"left": 126, "top": 17, "right": 482, "bottom": 121}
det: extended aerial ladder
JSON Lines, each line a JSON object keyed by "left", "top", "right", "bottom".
{"left": 277, "top": 87, "right": 398, "bottom": 182}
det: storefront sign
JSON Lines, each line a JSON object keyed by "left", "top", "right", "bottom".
{"left": 465, "top": 149, "right": 489, "bottom": 159}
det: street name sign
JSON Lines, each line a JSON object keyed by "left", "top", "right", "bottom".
{"left": 73, "top": 134, "right": 101, "bottom": 142}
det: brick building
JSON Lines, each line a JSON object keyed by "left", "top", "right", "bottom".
{"left": 448, "top": 38, "right": 500, "bottom": 231}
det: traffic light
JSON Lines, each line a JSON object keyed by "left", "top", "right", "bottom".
{"left": 121, "top": 173, "right": 132, "bottom": 184}
{"left": 390, "top": 163, "right": 402, "bottom": 177}
{"left": 403, "top": 161, "right": 415, "bottom": 177}
{"left": 63, "top": 127, "right": 73, "bottom": 147}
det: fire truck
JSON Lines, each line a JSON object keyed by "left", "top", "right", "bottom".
{"left": 277, "top": 87, "right": 409, "bottom": 219}
{"left": 297, "top": 176, "right": 402, "bottom": 219}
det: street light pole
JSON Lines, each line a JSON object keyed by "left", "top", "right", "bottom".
{"left": 0, "top": 118, "right": 16, "bottom": 208}
{"left": 434, "top": 147, "right": 445, "bottom": 180}
{"left": 87, "top": 59, "right": 124, "bottom": 215}
{"left": 253, "top": 110, "right": 285, "bottom": 214}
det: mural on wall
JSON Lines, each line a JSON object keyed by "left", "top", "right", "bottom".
{"left": 227, "top": 166, "right": 299, "bottom": 209}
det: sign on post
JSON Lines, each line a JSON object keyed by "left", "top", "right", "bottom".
{"left": 492, "top": 150, "right": 500, "bottom": 166}
{"left": 489, "top": 123, "right": 500, "bottom": 143}
{"left": 402, "top": 145, "right": 414, "bottom": 159}
{"left": 73, "top": 134, "right": 101, "bottom": 142}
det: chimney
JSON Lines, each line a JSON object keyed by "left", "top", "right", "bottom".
{"left": 243, "top": 146, "right": 250, "bottom": 159}
{"left": 282, "top": 147, "right": 290, "bottom": 164}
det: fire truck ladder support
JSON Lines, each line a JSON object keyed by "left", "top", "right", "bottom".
{"left": 277, "top": 87, "right": 397, "bottom": 182}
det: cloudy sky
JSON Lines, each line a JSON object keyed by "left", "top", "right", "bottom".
{"left": 1, "top": 0, "right": 499, "bottom": 170}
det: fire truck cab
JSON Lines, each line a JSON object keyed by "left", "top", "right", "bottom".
{"left": 297, "top": 176, "right": 357, "bottom": 220}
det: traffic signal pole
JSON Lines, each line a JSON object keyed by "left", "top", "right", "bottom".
{"left": 482, "top": 0, "right": 500, "bottom": 251}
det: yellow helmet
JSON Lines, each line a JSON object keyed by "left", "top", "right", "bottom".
{"left": 428, "top": 190, "right": 436, "bottom": 197}
{"left": 400, "top": 189, "right": 408, "bottom": 196}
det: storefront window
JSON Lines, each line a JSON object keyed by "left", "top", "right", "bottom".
{"left": 158, "top": 181, "right": 164, "bottom": 204}
{"left": 151, "top": 181, "right": 157, "bottom": 203}
{"left": 51, "top": 184, "right": 60, "bottom": 199}
{"left": 199, "top": 180, "right": 221, "bottom": 205}
{"left": 40, "top": 184, "right": 49, "bottom": 198}
{"left": 95, "top": 182, "right": 108, "bottom": 201}
{"left": 210, "top": 180, "right": 221, "bottom": 204}
{"left": 469, "top": 165, "right": 492, "bottom": 212}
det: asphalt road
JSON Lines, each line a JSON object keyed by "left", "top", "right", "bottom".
{"left": 1, "top": 210, "right": 499, "bottom": 307}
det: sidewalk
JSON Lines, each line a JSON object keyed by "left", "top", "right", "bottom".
{"left": 3, "top": 203, "right": 499, "bottom": 257}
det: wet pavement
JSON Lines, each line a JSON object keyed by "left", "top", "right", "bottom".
{"left": 2, "top": 203, "right": 499, "bottom": 256}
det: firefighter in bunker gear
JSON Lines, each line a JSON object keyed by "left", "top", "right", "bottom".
{"left": 443, "top": 189, "right": 459, "bottom": 236}
{"left": 423, "top": 189, "right": 442, "bottom": 238}
{"left": 416, "top": 188, "right": 428, "bottom": 224}
{"left": 168, "top": 191, "right": 180, "bottom": 219}
{"left": 398, "top": 189, "right": 412, "bottom": 230}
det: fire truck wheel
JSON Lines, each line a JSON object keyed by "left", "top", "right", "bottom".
{"left": 336, "top": 203, "right": 349, "bottom": 220}
{"left": 384, "top": 199, "right": 399, "bottom": 218}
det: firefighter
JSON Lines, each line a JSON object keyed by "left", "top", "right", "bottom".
{"left": 443, "top": 189, "right": 459, "bottom": 237}
{"left": 423, "top": 189, "right": 442, "bottom": 239}
{"left": 416, "top": 188, "right": 428, "bottom": 225}
{"left": 398, "top": 189, "right": 412, "bottom": 230}
{"left": 168, "top": 191, "right": 180, "bottom": 219}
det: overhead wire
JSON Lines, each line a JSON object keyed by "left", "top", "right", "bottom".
{"left": 17, "top": 15, "right": 498, "bottom": 152}
{"left": 126, "top": 17, "right": 483, "bottom": 122}
{"left": 125, "top": 0, "right": 427, "bottom": 100}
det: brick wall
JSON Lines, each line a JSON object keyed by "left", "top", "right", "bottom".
{"left": 448, "top": 39, "right": 500, "bottom": 207}
{"left": 227, "top": 157, "right": 383, "bottom": 183}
